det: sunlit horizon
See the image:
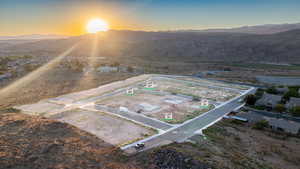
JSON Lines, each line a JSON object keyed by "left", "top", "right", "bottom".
{"left": 1, "top": 0, "right": 300, "bottom": 36}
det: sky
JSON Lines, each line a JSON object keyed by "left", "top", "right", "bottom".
{"left": 0, "top": 0, "right": 300, "bottom": 35}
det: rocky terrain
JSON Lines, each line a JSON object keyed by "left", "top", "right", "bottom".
{"left": 134, "top": 148, "right": 211, "bottom": 169}
{"left": 134, "top": 119, "right": 300, "bottom": 169}
{"left": 0, "top": 112, "right": 214, "bottom": 169}
{"left": 0, "top": 113, "right": 138, "bottom": 169}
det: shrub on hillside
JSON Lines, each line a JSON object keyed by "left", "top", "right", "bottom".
{"left": 290, "top": 106, "right": 300, "bottom": 117}
{"left": 244, "top": 94, "right": 257, "bottom": 105}
{"left": 275, "top": 104, "right": 286, "bottom": 113}
{"left": 283, "top": 89, "right": 300, "bottom": 101}
{"left": 253, "top": 120, "right": 269, "bottom": 130}
{"left": 266, "top": 86, "right": 278, "bottom": 95}
{"left": 255, "top": 88, "right": 264, "bottom": 98}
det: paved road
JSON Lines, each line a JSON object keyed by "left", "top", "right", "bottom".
{"left": 122, "top": 87, "right": 256, "bottom": 153}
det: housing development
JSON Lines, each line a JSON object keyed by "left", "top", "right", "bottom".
{"left": 16, "top": 74, "right": 254, "bottom": 152}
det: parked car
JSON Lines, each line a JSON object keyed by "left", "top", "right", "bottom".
{"left": 135, "top": 143, "right": 145, "bottom": 150}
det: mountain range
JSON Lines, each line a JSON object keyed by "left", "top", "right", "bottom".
{"left": 177, "top": 22, "right": 300, "bottom": 34}
{"left": 0, "top": 34, "right": 69, "bottom": 40}
{"left": 1, "top": 23, "right": 300, "bottom": 65}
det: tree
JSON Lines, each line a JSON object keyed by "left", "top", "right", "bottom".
{"left": 127, "top": 66, "right": 134, "bottom": 73}
{"left": 283, "top": 89, "right": 300, "bottom": 101}
{"left": 275, "top": 104, "right": 286, "bottom": 113}
{"left": 290, "top": 106, "right": 300, "bottom": 117}
{"left": 266, "top": 86, "right": 278, "bottom": 95}
{"left": 288, "top": 86, "right": 300, "bottom": 91}
{"left": 244, "top": 94, "right": 257, "bottom": 105}
{"left": 253, "top": 120, "right": 269, "bottom": 130}
{"left": 192, "top": 96, "right": 200, "bottom": 101}
{"left": 255, "top": 88, "right": 264, "bottom": 97}
{"left": 110, "top": 61, "right": 120, "bottom": 67}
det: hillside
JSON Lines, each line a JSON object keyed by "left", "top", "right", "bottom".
{"left": 0, "top": 113, "right": 138, "bottom": 169}
{"left": 0, "top": 34, "right": 69, "bottom": 40}
{"left": 1, "top": 29, "right": 300, "bottom": 65}
{"left": 192, "top": 23, "right": 300, "bottom": 34}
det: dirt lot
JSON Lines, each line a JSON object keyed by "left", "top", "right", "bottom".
{"left": 51, "top": 109, "right": 156, "bottom": 146}
{"left": 175, "top": 76, "right": 250, "bottom": 90}
{"left": 0, "top": 113, "right": 139, "bottom": 169}
{"left": 96, "top": 88, "right": 213, "bottom": 124}
{"left": 152, "top": 78, "right": 240, "bottom": 102}
{"left": 133, "top": 119, "right": 300, "bottom": 169}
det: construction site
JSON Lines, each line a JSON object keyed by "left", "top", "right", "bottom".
{"left": 16, "top": 74, "right": 250, "bottom": 148}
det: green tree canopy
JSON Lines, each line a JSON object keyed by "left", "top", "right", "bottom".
{"left": 275, "top": 104, "right": 286, "bottom": 113}
{"left": 244, "top": 94, "right": 257, "bottom": 105}
{"left": 291, "top": 106, "right": 300, "bottom": 117}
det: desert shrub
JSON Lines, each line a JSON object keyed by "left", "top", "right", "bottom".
{"left": 290, "top": 106, "right": 300, "bottom": 117}
{"left": 253, "top": 120, "right": 269, "bottom": 130}
{"left": 0, "top": 107, "right": 20, "bottom": 114}
{"left": 275, "top": 104, "right": 286, "bottom": 113}
{"left": 192, "top": 96, "right": 200, "bottom": 101}
{"left": 244, "top": 94, "right": 257, "bottom": 105}
{"left": 283, "top": 89, "right": 300, "bottom": 101}
{"left": 266, "top": 86, "right": 278, "bottom": 94}
{"left": 24, "top": 64, "right": 40, "bottom": 72}
{"left": 223, "top": 67, "right": 232, "bottom": 71}
{"left": 0, "top": 58, "right": 9, "bottom": 71}
{"left": 110, "top": 61, "right": 120, "bottom": 67}
{"left": 255, "top": 88, "right": 264, "bottom": 97}
{"left": 63, "top": 59, "right": 86, "bottom": 71}
{"left": 288, "top": 86, "right": 300, "bottom": 91}
{"left": 127, "top": 66, "right": 134, "bottom": 73}
{"left": 253, "top": 105, "right": 266, "bottom": 110}
{"left": 230, "top": 119, "right": 245, "bottom": 125}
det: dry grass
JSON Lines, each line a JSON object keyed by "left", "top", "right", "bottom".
{"left": 0, "top": 113, "right": 140, "bottom": 169}
{"left": 0, "top": 68, "right": 134, "bottom": 109}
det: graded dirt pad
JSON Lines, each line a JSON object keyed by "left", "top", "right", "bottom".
{"left": 151, "top": 77, "right": 240, "bottom": 102}
{"left": 50, "top": 109, "right": 156, "bottom": 146}
{"left": 96, "top": 90, "right": 212, "bottom": 124}
{"left": 0, "top": 113, "right": 139, "bottom": 169}
{"left": 175, "top": 76, "right": 250, "bottom": 90}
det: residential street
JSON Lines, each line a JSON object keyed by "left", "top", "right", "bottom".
{"left": 122, "top": 87, "right": 256, "bottom": 153}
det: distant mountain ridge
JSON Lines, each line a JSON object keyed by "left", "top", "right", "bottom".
{"left": 1, "top": 28, "right": 300, "bottom": 65}
{"left": 179, "top": 23, "right": 300, "bottom": 34}
{"left": 0, "top": 34, "right": 69, "bottom": 40}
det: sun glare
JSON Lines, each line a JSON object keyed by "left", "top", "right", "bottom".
{"left": 86, "top": 19, "right": 109, "bottom": 33}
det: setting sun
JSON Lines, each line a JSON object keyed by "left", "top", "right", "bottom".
{"left": 86, "top": 19, "right": 109, "bottom": 33}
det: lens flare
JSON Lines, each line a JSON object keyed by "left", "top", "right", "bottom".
{"left": 0, "top": 44, "right": 79, "bottom": 97}
{"left": 86, "top": 19, "right": 109, "bottom": 33}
